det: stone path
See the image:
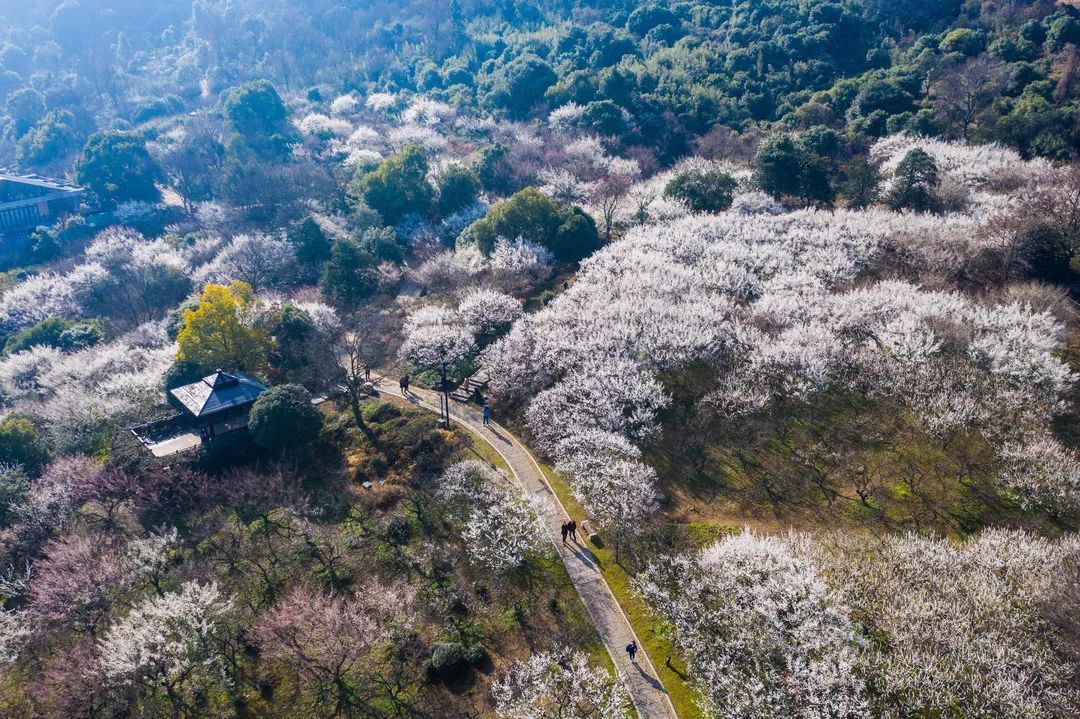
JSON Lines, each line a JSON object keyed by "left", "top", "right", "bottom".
{"left": 375, "top": 379, "right": 678, "bottom": 719}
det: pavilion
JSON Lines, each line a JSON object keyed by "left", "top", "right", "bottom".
{"left": 169, "top": 370, "right": 267, "bottom": 440}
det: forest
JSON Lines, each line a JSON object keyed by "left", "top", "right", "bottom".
{"left": 0, "top": 0, "right": 1079, "bottom": 718}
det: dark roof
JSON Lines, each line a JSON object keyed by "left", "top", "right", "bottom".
{"left": 0, "top": 174, "right": 84, "bottom": 207}
{"left": 169, "top": 370, "right": 267, "bottom": 418}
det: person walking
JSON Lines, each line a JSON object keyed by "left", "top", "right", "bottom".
{"left": 399, "top": 374, "right": 409, "bottom": 395}
{"left": 626, "top": 641, "right": 637, "bottom": 663}
{"left": 561, "top": 522, "right": 569, "bottom": 544}
{"left": 568, "top": 519, "right": 577, "bottom": 543}
{"left": 482, "top": 399, "right": 491, "bottom": 426}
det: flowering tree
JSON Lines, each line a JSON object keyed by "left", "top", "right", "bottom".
{"left": 0, "top": 610, "right": 30, "bottom": 666}
{"left": 457, "top": 288, "right": 523, "bottom": 339}
{"left": 29, "top": 531, "right": 130, "bottom": 635}
{"left": 636, "top": 531, "right": 869, "bottom": 719}
{"left": 825, "top": 529, "right": 1079, "bottom": 718}
{"left": 438, "top": 461, "right": 550, "bottom": 574}
{"left": 200, "top": 232, "right": 299, "bottom": 291}
{"left": 253, "top": 583, "right": 416, "bottom": 718}
{"left": 493, "top": 645, "right": 632, "bottom": 719}
{"left": 99, "top": 581, "right": 233, "bottom": 711}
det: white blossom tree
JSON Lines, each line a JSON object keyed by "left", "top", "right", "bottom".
{"left": 493, "top": 645, "right": 632, "bottom": 719}
{"left": 636, "top": 531, "right": 870, "bottom": 719}
{"left": 438, "top": 461, "right": 550, "bottom": 574}
{"left": 99, "top": 581, "right": 233, "bottom": 705}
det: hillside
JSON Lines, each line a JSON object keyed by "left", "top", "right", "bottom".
{"left": 0, "top": 1, "right": 1079, "bottom": 718}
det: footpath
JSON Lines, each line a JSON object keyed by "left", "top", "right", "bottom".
{"left": 375, "top": 379, "right": 678, "bottom": 719}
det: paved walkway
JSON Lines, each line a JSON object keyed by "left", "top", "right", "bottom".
{"left": 375, "top": 379, "right": 678, "bottom": 719}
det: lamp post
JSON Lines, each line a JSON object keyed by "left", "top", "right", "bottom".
{"left": 437, "top": 361, "right": 451, "bottom": 429}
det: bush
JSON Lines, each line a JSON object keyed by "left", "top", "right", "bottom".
{"left": 464, "top": 188, "right": 600, "bottom": 262}
{"left": 248, "top": 384, "right": 323, "bottom": 450}
{"left": 0, "top": 415, "right": 49, "bottom": 476}
{"left": 430, "top": 642, "right": 468, "bottom": 680}
{"left": 664, "top": 166, "right": 737, "bottom": 213}
{"left": 4, "top": 317, "right": 103, "bottom": 354}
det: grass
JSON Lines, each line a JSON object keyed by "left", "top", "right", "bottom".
{"left": 533, "top": 462, "right": 705, "bottom": 719}
{"left": 649, "top": 389, "right": 1078, "bottom": 539}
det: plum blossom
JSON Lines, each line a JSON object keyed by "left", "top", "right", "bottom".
{"left": 493, "top": 646, "right": 631, "bottom": 719}
{"left": 637, "top": 530, "right": 869, "bottom": 719}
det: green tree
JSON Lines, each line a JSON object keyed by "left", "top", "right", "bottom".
{"left": 287, "top": 216, "right": 332, "bottom": 264}
{"left": 6, "top": 87, "right": 45, "bottom": 138}
{"left": 352, "top": 144, "right": 433, "bottom": 224}
{"left": 221, "top": 80, "right": 293, "bottom": 158}
{"left": 437, "top": 164, "right": 481, "bottom": 216}
{"left": 887, "top": 148, "right": 940, "bottom": 212}
{"left": 840, "top": 158, "right": 881, "bottom": 209}
{"left": 1046, "top": 16, "right": 1080, "bottom": 52}
{"left": 464, "top": 187, "right": 600, "bottom": 261}
{"left": 247, "top": 384, "right": 323, "bottom": 450}
{"left": 473, "top": 143, "right": 513, "bottom": 194}
{"left": 627, "top": 4, "right": 680, "bottom": 36}
{"left": 0, "top": 415, "right": 49, "bottom": 476}
{"left": 754, "top": 132, "right": 835, "bottom": 205}
{"left": 664, "top": 166, "right": 737, "bottom": 214}
{"left": 753, "top": 135, "right": 805, "bottom": 199}
{"left": 581, "top": 100, "right": 625, "bottom": 136}
{"left": 939, "top": 28, "right": 987, "bottom": 56}
{"left": 483, "top": 54, "right": 557, "bottom": 119}
{"left": 852, "top": 78, "right": 915, "bottom": 117}
{"left": 176, "top": 282, "right": 272, "bottom": 371}
{"left": 0, "top": 464, "right": 28, "bottom": 528}
{"left": 320, "top": 239, "right": 379, "bottom": 309}
{"left": 74, "top": 131, "right": 162, "bottom": 207}
{"left": 4, "top": 317, "right": 103, "bottom": 354}
{"left": 16, "top": 109, "right": 84, "bottom": 168}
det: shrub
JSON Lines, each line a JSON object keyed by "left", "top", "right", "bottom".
{"left": 0, "top": 414, "right": 49, "bottom": 476}
{"left": 430, "top": 642, "right": 468, "bottom": 680}
{"left": 248, "top": 384, "right": 323, "bottom": 450}
{"left": 664, "top": 166, "right": 738, "bottom": 213}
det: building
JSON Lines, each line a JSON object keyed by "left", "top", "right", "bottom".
{"left": 169, "top": 370, "right": 267, "bottom": 440}
{"left": 0, "top": 174, "right": 85, "bottom": 259}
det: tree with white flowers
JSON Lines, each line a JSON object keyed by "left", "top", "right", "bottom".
{"left": 824, "top": 529, "right": 1079, "bottom": 719}
{"left": 438, "top": 461, "right": 550, "bottom": 574}
{"left": 636, "top": 531, "right": 870, "bottom": 719}
{"left": 493, "top": 645, "right": 632, "bottom": 719}
{"left": 99, "top": 581, "right": 233, "bottom": 709}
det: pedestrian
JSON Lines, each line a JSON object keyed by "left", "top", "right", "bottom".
{"left": 568, "top": 519, "right": 577, "bottom": 543}
{"left": 561, "top": 523, "right": 569, "bottom": 544}
{"left": 399, "top": 375, "right": 409, "bottom": 395}
{"left": 364, "top": 366, "right": 371, "bottom": 382}
{"left": 626, "top": 641, "right": 637, "bottom": 662}
{"left": 482, "top": 399, "right": 491, "bottom": 426}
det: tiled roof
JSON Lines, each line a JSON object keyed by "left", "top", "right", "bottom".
{"left": 169, "top": 370, "right": 267, "bottom": 418}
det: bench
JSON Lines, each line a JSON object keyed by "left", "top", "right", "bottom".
{"left": 579, "top": 519, "right": 602, "bottom": 547}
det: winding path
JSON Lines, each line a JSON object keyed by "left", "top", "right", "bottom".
{"left": 375, "top": 378, "right": 678, "bottom": 719}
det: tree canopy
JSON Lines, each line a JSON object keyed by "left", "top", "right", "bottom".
{"left": 176, "top": 282, "right": 272, "bottom": 372}
{"left": 74, "top": 131, "right": 162, "bottom": 207}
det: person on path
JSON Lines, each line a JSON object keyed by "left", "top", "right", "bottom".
{"left": 399, "top": 375, "right": 409, "bottom": 395}
{"left": 626, "top": 641, "right": 637, "bottom": 662}
{"left": 561, "top": 523, "right": 569, "bottom": 543}
{"left": 482, "top": 399, "right": 491, "bottom": 426}
{"left": 568, "top": 519, "right": 577, "bottom": 543}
